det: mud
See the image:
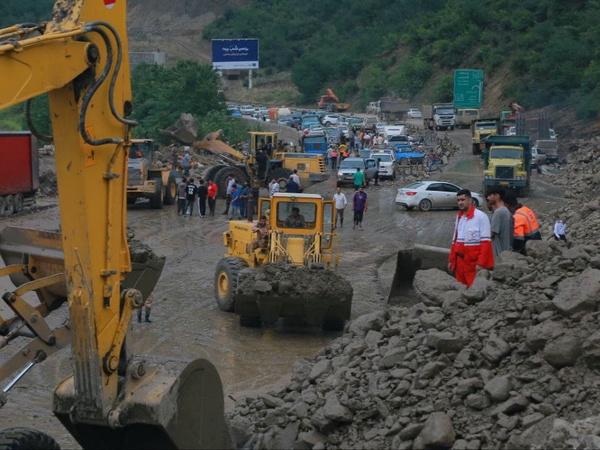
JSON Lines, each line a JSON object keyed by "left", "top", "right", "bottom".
{"left": 0, "top": 122, "right": 571, "bottom": 448}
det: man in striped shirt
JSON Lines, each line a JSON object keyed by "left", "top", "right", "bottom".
{"left": 448, "top": 189, "right": 494, "bottom": 287}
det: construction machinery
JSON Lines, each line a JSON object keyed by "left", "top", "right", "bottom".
{"left": 162, "top": 117, "right": 329, "bottom": 196}
{"left": 317, "top": 88, "right": 350, "bottom": 112}
{"left": 126, "top": 138, "right": 179, "bottom": 208}
{"left": 483, "top": 135, "right": 532, "bottom": 197}
{"left": 0, "top": 1, "right": 227, "bottom": 448}
{"left": 214, "top": 193, "right": 353, "bottom": 330}
{"left": 471, "top": 118, "right": 499, "bottom": 155}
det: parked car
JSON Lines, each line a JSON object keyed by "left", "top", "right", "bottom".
{"left": 370, "top": 151, "right": 396, "bottom": 181}
{"left": 321, "top": 114, "right": 341, "bottom": 126}
{"left": 375, "top": 123, "right": 388, "bottom": 135}
{"left": 506, "top": 126, "right": 516, "bottom": 136}
{"left": 549, "top": 128, "right": 557, "bottom": 140}
{"left": 239, "top": 105, "right": 254, "bottom": 115}
{"left": 227, "top": 107, "right": 242, "bottom": 117}
{"left": 407, "top": 108, "right": 422, "bottom": 119}
{"left": 336, "top": 157, "right": 378, "bottom": 187}
{"left": 337, "top": 124, "right": 350, "bottom": 138}
{"left": 395, "top": 181, "right": 484, "bottom": 212}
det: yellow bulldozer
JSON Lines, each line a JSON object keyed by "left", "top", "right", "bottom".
{"left": 214, "top": 193, "right": 353, "bottom": 330}
{"left": 0, "top": 1, "right": 227, "bottom": 448}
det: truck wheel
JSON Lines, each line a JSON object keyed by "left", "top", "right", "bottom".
{"left": 205, "top": 165, "right": 227, "bottom": 182}
{"left": 215, "top": 167, "right": 248, "bottom": 199}
{"left": 13, "top": 194, "right": 24, "bottom": 213}
{"left": 418, "top": 199, "right": 432, "bottom": 212}
{"left": 270, "top": 168, "right": 293, "bottom": 190}
{"left": 0, "top": 427, "right": 60, "bottom": 450}
{"left": 4, "top": 195, "right": 15, "bottom": 215}
{"left": 163, "top": 173, "right": 177, "bottom": 205}
{"left": 472, "top": 145, "right": 479, "bottom": 155}
{"left": 149, "top": 178, "right": 164, "bottom": 209}
{"left": 537, "top": 165, "right": 542, "bottom": 174}
{"left": 0, "top": 197, "right": 5, "bottom": 215}
{"left": 214, "top": 257, "right": 248, "bottom": 312}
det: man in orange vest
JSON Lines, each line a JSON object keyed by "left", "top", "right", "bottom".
{"left": 505, "top": 194, "right": 542, "bottom": 255}
{"left": 448, "top": 189, "right": 494, "bottom": 287}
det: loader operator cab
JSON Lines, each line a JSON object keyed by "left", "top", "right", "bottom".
{"left": 129, "top": 139, "right": 155, "bottom": 159}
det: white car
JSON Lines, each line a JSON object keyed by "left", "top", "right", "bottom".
{"left": 239, "top": 105, "right": 254, "bottom": 115}
{"left": 506, "top": 126, "right": 517, "bottom": 136}
{"left": 407, "top": 108, "right": 422, "bottom": 119}
{"left": 321, "top": 114, "right": 341, "bottom": 126}
{"left": 370, "top": 151, "right": 396, "bottom": 180}
{"left": 396, "top": 181, "right": 484, "bottom": 212}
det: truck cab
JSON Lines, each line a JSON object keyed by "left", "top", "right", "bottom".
{"left": 432, "top": 104, "right": 455, "bottom": 130}
{"left": 483, "top": 136, "right": 532, "bottom": 197}
{"left": 471, "top": 119, "right": 499, "bottom": 155}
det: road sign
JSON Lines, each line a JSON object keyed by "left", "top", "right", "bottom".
{"left": 453, "top": 70, "right": 483, "bottom": 109}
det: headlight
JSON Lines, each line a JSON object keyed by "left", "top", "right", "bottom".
{"left": 484, "top": 175, "right": 492, "bottom": 180}
{"left": 337, "top": 172, "right": 343, "bottom": 177}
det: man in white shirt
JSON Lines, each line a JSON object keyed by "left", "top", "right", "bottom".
{"left": 333, "top": 187, "right": 348, "bottom": 228}
{"left": 222, "top": 176, "right": 235, "bottom": 215}
{"left": 290, "top": 169, "right": 301, "bottom": 189}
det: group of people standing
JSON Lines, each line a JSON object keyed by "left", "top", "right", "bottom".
{"left": 449, "top": 187, "right": 567, "bottom": 288}
{"left": 177, "top": 176, "right": 218, "bottom": 217}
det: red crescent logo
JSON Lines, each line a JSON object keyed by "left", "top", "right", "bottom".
{"left": 104, "top": 0, "right": 117, "bottom": 9}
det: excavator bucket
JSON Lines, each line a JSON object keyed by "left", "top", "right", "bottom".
{"left": 159, "top": 113, "right": 198, "bottom": 145}
{"left": 53, "top": 357, "right": 228, "bottom": 449}
{"left": 388, "top": 244, "right": 450, "bottom": 303}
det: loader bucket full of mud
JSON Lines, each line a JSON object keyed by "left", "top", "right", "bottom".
{"left": 388, "top": 244, "right": 450, "bottom": 303}
{"left": 231, "top": 263, "right": 353, "bottom": 330}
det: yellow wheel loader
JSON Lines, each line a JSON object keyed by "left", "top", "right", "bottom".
{"left": 0, "top": 2, "right": 227, "bottom": 448}
{"left": 214, "top": 193, "right": 353, "bottom": 330}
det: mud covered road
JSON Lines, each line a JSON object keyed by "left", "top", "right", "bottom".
{"left": 0, "top": 122, "right": 566, "bottom": 448}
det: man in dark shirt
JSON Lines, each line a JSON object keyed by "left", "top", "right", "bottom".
{"left": 284, "top": 207, "right": 306, "bottom": 228}
{"left": 185, "top": 178, "right": 197, "bottom": 216}
{"left": 196, "top": 178, "right": 208, "bottom": 217}
{"left": 286, "top": 177, "right": 300, "bottom": 193}
{"left": 256, "top": 150, "right": 268, "bottom": 179}
{"left": 352, "top": 186, "right": 368, "bottom": 229}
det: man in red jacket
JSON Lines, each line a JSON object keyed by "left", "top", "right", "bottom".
{"left": 448, "top": 189, "right": 494, "bottom": 287}
{"left": 207, "top": 180, "right": 218, "bottom": 216}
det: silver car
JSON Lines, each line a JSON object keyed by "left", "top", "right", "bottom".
{"left": 395, "top": 181, "right": 483, "bottom": 211}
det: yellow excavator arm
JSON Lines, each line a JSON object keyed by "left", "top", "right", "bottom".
{"left": 0, "top": 1, "right": 226, "bottom": 448}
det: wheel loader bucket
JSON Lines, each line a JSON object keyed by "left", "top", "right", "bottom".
{"left": 54, "top": 357, "right": 229, "bottom": 450}
{"left": 388, "top": 244, "right": 450, "bottom": 302}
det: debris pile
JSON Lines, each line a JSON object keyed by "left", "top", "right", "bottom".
{"left": 228, "top": 141, "right": 600, "bottom": 449}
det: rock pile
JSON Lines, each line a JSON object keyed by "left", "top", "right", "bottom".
{"left": 228, "top": 141, "right": 600, "bottom": 449}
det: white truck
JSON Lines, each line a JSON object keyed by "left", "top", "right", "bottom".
{"left": 370, "top": 150, "right": 396, "bottom": 181}
{"left": 422, "top": 103, "right": 455, "bottom": 130}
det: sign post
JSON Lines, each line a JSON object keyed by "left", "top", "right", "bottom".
{"left": 453, "top": 70, "right": 483, "bottom": 109}
{"left": 212, "top": 39, "right": 259, "bottom": 90}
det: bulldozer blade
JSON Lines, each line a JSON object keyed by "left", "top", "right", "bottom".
{"left": 0, "top": 226, "right": 165, "bottom": 305}
{"left": 388, "top": 244, "right": 450, "bottom": 303}
{"left": 54, "top": 357, "right": 230, "bottom": 449}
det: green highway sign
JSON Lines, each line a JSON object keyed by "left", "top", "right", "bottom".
{"left": 454, "top": 69, "right": 483, "bottom": 109}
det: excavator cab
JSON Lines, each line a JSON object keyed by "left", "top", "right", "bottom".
{"left": 0, "top": 1, "right": 228, "bottom": 448}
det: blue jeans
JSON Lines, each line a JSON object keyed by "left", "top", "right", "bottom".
{"left": 429, "top": 161, "right": 442, "bottom": 172}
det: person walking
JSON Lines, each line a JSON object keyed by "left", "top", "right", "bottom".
{"left": 185, "top": 178, "right": 197, "bottom": 216}
{"left": 352, "top": 186, "right": 368, "bottom": 230}
{"left": 448, "top": 189, "right": 494, "bottom": 287}
{"left": 207, "top": 180, "right": 218, "bottom": 216}
{"left": 222, "top": 175, "right": 235, "bottom": 215}
{"left": 196, "top": 178, "right": 208, "bottom": 217}
{"left": 181, "top": 147, "right": 191, "bottom": 175}
{"left": 554, "top": 216, "right": 568, "bottom": 242}
{"left": 176, "top": 176, "right": 187, "bottom": 215}
{"left": 137, "top": 292, "right": 153, "bottom": 323}
{"left": 373, "top": 158, "right": 381, "bottom": 186}
{"left": 504, "top": 194, "right": 542, "bottom": 255}
{"left": 353, "top": 167, "right": 365, "bottom": 191}
{"left": 486, "top": 187, "right": 513, "bottom": 258}
{"left": 333, "top": 187, "right": 347, "bottom": 228}
{"left": 428, "top": 150, "right": 443, "bottom": 173}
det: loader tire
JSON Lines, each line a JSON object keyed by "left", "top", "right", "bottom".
{"left": 214, "top": 257, "right": 248, "bottom": 312}
{"left": 0, "top": 197, "right": 6, "bottom": 215}
{"left": 4, "top": 195, "right": 14, "bottom": 215}
{"left": 163, "top": 173, "right": 177, "bottom": 205}
{"left": 0, "top": 428, "right": 60, "bottom": 450}
{"left": 270, "top": 168, "right": 293, "bottom": 190}
{"left": 215, "top": 167, "right": 248, "bottom": 199}
{"left": 149, "top": 178, "right": 164, "bottom": 209}
{"left": 205, "top": 165, "right": 227, "bottom": 182}
{"left": 13, "top": 194, "right": 23, "bottom": 213}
